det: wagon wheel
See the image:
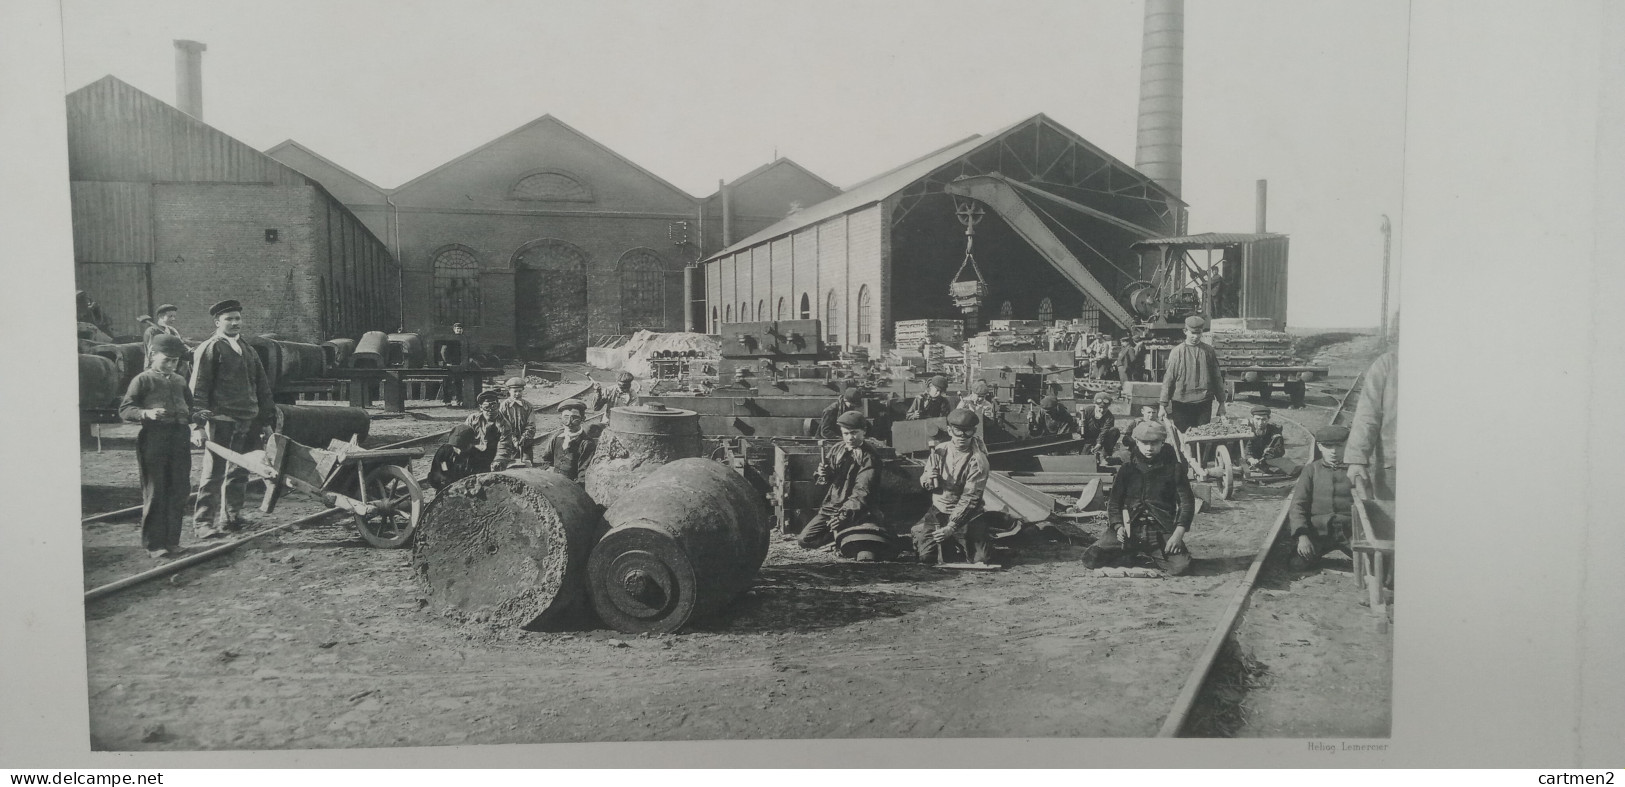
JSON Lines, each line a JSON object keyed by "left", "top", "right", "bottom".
{"left": 1214, "top": 444, "right": 1237, "bottom": 500}
{"left": 353, "top": 464, "right": 422, "bottom": 548}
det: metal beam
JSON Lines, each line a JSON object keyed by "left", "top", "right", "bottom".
{"left": 942, "top": 175, "right": 1138, "bottom": 329}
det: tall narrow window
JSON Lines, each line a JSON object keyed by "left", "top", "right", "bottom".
{"left": 757, "top": 300, "right": 766, "bottom": 322}
{"left": 998, "top": 300, "right": 1014, "bottom": 320}
{"left": 1078, "top": 298, "right": 1102, "bottom": 333}
{"left": 711, "top": 306, "right": 720, "bottom": 334}
{"left": 1037, "top": 297, "right": 1054, "bottom": 325}
{"left": 433, "top": 247, "right": 481, "bottom": 326}
{"left": 799, "top": 293, "right": 811, "bottom": 320}
{"left": 856, "top": 285, "right": 872, "bottom": 345}
{"left": 726, "top": 304, "right": 733, "bottom": 323}
{"left": 777, "top": 297, "right": 786, "bottom": 320}
{"left": 618, "top": 249, "right": 666, "bottom": 332}
{"left": 825, "top": 291, "right": 840, "bottom": 345}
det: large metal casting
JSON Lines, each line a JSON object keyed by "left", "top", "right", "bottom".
{"left": 583, "top": 403, "right": 702, "bottom": 508}
{"left": 272, "top": 403, "right": 370, "bottom": 448}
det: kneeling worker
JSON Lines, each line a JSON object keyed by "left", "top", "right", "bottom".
{"left": 1245, "top": 405, "right": 1286, "bottom": 470}
{"left": 906, "top": 375, "right": 951, "bottom": 420}
{"left": 1084, "top": 420, "right": 1196, "bottom": 575}
{"left": 536, "top": 399, "right": 596, "bottom": 483}
{"left": 1078, "top": 392, "right": 1120, "bottom": 457}
{"left": 428, "top": 423, "right": 496, "bottom": 492}
{"left": 1285, "top": 425, "right": 1355, "bottom": 571}
{"left": 796, "top": 411, "right": 881, "bottom": 550}
{"left": 1028, "top": 395, "right": 1078, "bottom": 438}
{"left": 913, "top": 409, "right": 994, "bottom": 565}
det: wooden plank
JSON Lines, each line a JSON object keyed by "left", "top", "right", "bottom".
{"left": 697, "top": 415, "right": 814, "bottom": 437}
{"left": 644, "top": 394, "right": 838, "bottom": 418}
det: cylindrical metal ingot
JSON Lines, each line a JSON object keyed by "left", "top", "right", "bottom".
{"left": 79, "top": 353, "right": 122, "bottom": 410}
{"left": 588, "top": 458, "right": 770, "bottom": 634}
{"left": 582, "top": 403, "right": 702, "bottom": 508}
{"left": 321, "top": 338, "right": 356, "bottom": 368}
{"left": 273, "top": 404, "right": 369, "bottom": 447}
{"left": 834, "top": 523, "right": 899, "bottom": 562}
{"left": 386, "top": 332, "right": 425, "bottom": 368}
{"left": 274, "top": 340, "right": 327, "bottom": 382}
{"left": 244, "top": 335, "right": 283, "bottom": 388}
{"left": 352, "top": 331, "right": 389, "bottom": 368}
{"left": 413, "top": 468, "right": 605, "bottom": 630}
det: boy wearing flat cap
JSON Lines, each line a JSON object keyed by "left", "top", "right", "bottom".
{"left": 913, "top": 408, "right": 995, "bottom": 565}
{"left": 906, "top": 375, "right": 952, "bottom": 420}
{"left": 1028, "top": 395, "right": 1078, "bottom": 438}
{"left": 1078, "top": 392, "right": 1120, "bottom": 457}
{"left": 1285, "top": 425, "right": 1356, "bottom": 571}
{"left": 817, "top": 386, "right": 865, "bottom": 439}
{"left": 1244, "top": 405, "right": 1286, "bottom": 470}
{"left": 1159, "top": 315, "right": 1225, "bottom": 432}
{"left": 595, "top": 370, "right": 640, "bottom": 412}
{"left": 797, "top": 410, "right": 881, "bottom": 550}
{"left": 121, "top": 334, "right": 209, "bottom": 558}
{"left": 536, "top": 399, "right": 596, "bottom": 483}
{"left": 955, "top": 380, "right": 1003, "bottom": 428}
{"left": 498, "top": 376, "right": 538, "bottom": 465}
{"left": 1085, "top": 419, "right": 1197, "bottom": 575}
{"left": 465, "top": 389, "right": 517, "bottom": 468}
{"left": 190, "top": 299, "right": 275, "bottom": 539}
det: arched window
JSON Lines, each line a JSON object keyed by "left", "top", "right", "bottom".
{"left": 725, "top": 304, "right": 733, "bottom": 323}
{"left": 799, "top": 293, "right": 811, "bottom": 320}
{"left": 1078, "top": 298, "right": 1102, "bottom": 333}
{"left": 856, "top": 285, "right": 872, "bottom": 345}
{"left": 509, "top": 170, "right": 593, "bottom": 202}
{"left": 998, "top": 300, "right": 1014, "bottom": 319}
{"left": 825, "top": 290, "right": 840, "bottom": 345}
{"left": 776, "top": 297, "right": 786, "bottom": 320}
{"left": 740, "top": 302, "right": 748, "bottom": 322}
{"left": 1037, "top": 297, "right": 1054, "bottom": 325}
{"left": 711, "top": 306, "right": 720, "bottom": 334}
{"left": 618, "top": 249, "right": 666, "bottom": 332}
{"left": 757, "top": 300, "right": 766, "bottom": 322}
{"left": 432, "top": 246, "right": 481, "bottom": 326}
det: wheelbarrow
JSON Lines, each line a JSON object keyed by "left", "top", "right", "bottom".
{"left": 1174, "top": 427, "right": 1252, "bottom": 500}
{"left": 202, "top": 432, "right": 426, "bottom": 548}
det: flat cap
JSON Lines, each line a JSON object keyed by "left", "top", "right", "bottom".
{"left": 1039, "top": 395, "right": 1058, "bottom": 410}
{"left": 840, "top": 387, "right": 862, "bottom": 403}
{"left": 208, "top": 299, "right": 242, "bottom": 317}
{"left": 451, "top": 322, "right": 463, "bottom": 329}
{"left": 1251, "top": 405, "right": 1272, "bottom": 416}
{"left": 558, "top": 399, "right": 587, "bottom": 414}
{"left": 835, "top": 411, "right": 870, "bottom": 430}
{"left": 1314, "top": 425, "right": 1351, "bottom": 445}
{"left": 476, "top": 389, "right": 503, "bottom": 403}
{"left": 1183, "top": 315, "right": 1208, "bottom": 331}
{"left": 155, "top": 303, "right": 178, "bottom": 315}
{"left": 947, "top": 408, "right": 980, "bottom": 429}
{"left": 1131, "top": 420, "right": 1168, "bottom": 441}
{"left": 971, "top": 380, "right": 990, "bottom": 395}
{"left": 149, "top": 334, "right": 187, "bottom": 358}
{"left": 617, "top": 371, "right": 634, "bottom": 382}
{"left": 503, "top": 376, "right": 526, "bottom": 388}
{"left": 1093, "top": 391, "right": 1114, "bottom": 404}
{"left": 928, "top": 375, "right": 949, "bottom": 391}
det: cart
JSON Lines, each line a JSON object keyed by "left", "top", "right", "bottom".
{"left": 203, "top": 432, "right": 426, "bottom": 548}
{"left": 1174, "top": 423, "right": 1253, "bottom": 501}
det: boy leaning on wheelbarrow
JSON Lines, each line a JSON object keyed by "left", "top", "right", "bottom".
{"left": 1083, "top": 420, "right": 1196, "bottom": 576}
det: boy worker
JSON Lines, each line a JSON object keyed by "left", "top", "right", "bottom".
{"left": 190, "top": 299, "right": 276, "bottom": 539}
{"left": 905, "top": 375, "right": 951, "bottom": 420}
{"left": 498, "top": 376, "right": 538, "bottom": 465}
{"left": 913, "top": 409, "right": 995, "bottom": 565}
{"left": 1028, "top": 395, "right": 1078, "bottom": 438}
{"left": 428, "top": 424, "right": 497, "bottom": 492}
{"left": 465, "top": 389, "right": 520, "bottom": 468}
{"left": 955, "top": 380, "right": 1003, "bottom": 428}
{"left": 536, "top": 399, "right": 597, "bottom": 483}
{"left": 120, "top": 334, "right": 207, "bottom": 558}
{"left": 796, "top": 411, "right": 881, "bottom": 550}
{"left": 1159, "top": 315, "right": 1225, "bottom": 432}
{"left": 1244, "top": 405, "right": 1287, "bottom": 470}
{"left": 1285, "top": 425, "right": 1356, "bottom": 571}
{"left": 1084, "top": 420, "right": 1196, "bottom": 576}
{"left": 817, "top": 386, "right": 864, "bottom": 439}
{"left": 1078, "top": 391, "right": 1121, "bottom": 457}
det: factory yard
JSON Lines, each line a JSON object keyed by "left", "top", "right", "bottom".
{"left": 78, "top": 342, "right": 1389, "bottom": 750}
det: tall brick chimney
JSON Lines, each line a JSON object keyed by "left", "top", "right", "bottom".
{"left": 1134, "top": 0, "right": 1183, "bottom": 199}
{"left": 174, "top": 40, "right": 206, "bottom": 119}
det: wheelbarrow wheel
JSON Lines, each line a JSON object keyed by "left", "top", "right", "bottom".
{"left": 354, "top": 464, "right": 422, "bottom": 548}
{"left": 1214, "top": 444, "right": 1237, "bottom": 500}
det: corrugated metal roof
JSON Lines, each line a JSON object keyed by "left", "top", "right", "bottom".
{"left": 706, "top": 113, "right": 1181, "bottom": 261}
{"left": 1132, "top": 232, "right": 1288, "bottom": 248}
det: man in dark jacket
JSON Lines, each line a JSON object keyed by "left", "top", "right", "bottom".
{"left": 428, "top": 424, "right": 497, "bottom": 492}
{"left": 536, "top": 399, "right": 597, "bottom": 483}
{"left": 906, "top": 375, "right": 951, "bottom": 420}
{"left": 1285, "top": 425, "right": 1355, "bottom": 571}
{"left": 797, "top": 411, "right": 882, "bottom": 550}
{"left": 817, "top": 386, "right": 864, "bottom": 439}
{"left": 1028, "top": 395, "right": 1078, "bottom": 438}
{"left": 1077, "top": 391, "right": 1120, "bottom": 456}
{"left": 1084, "top": 420, "right": 1196, "bottom": 575}
{"left": 190, "top": 299, "right": 276, "bottom": 538}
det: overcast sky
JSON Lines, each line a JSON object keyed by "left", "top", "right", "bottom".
{"left": 59, "top": 0, "right": 1408, "bottom": 328}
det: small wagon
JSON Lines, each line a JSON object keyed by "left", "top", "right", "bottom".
{"left": 1174, "top": 421, "right": 1254, "bottom": 500}
{"left": 203, "top": 432, "right": 426, "bottom": 548}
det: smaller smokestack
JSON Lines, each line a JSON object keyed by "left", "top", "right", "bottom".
{"left": 1255, "top": 179, "right": 1268, "bottom": 233}
{"left": 174, "top": 40, "right": 206, "bottom": 119}
{"left": 720, "top": 178, "right": 734, "bottom": 246}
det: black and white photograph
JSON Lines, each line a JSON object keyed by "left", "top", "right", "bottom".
{"left": 3, "top": 0, "right": 1623, "bottom": 771}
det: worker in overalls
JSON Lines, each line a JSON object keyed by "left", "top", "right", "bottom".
{"left": 796, "top": 411, "right": 881, "bottom": 550}
{"left": 905, "top": 375, "right": 952, "bottom": 420}
{"left": 536, "top": 399, "right": 597, "bottom": 483}
{"left": 913, "top": 408, "right": 994, "bottom": 565}
{"left": 1084, "top": 420, "right": 1196, "bottom": 575}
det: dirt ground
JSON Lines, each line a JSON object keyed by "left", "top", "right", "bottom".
{"left": 79, "top": 348, "right": 1391, "bottom": 750}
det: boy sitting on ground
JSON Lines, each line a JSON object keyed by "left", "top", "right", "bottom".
{"left": 1244, "top": 405, "right": 1287, "bottom": 472}
{"left": 1284, "top": 425, "right": 1356, "bottom": 571}
{"left": 1083, "top": 420, "right": 1196, "bottom": 576}
{"left": 796, "top": 411, "right": 881, "bottom": 554}
{"left": 912, "top": 409, "right": 995, "bottom": 565}
{"left": 428, "top": 423, "right": 497, "bottom": 492}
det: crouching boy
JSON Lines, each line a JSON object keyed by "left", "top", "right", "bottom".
{"left": 119, "top": 334, "right": 208, "bottom": 559}
{"left": 428, "top": 423, "right": 497, "bottom": 492}
{"left": 1083, "top": 420, "right": 1196, "bottom": 575}
{"left": 796, "top": 411, "right": 880, "bottom": 550}
{"left": 912, "top": 409, "right": 995, "bottom": 564}
{"left": 1284, "top": 425, "right": 1355, "bottom": 571}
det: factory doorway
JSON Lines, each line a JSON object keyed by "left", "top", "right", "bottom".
{"left": 512, "top": 239, "right": 589, "bottom": 362}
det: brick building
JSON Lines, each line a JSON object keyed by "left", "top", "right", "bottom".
{"left": 67, "top": 76, "right": 399, "bottom": 344}
{"left": 697, "top": 114, "right": 1186, "bottom": 352}
{"left": 271, "top": 119, "right": 839, "bottom": 361}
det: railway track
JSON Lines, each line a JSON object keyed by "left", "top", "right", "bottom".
{"left": 82, "top": 370, "right": 600, "bottom": 602}
{"left": 1157, "top": 364, "right": 1370, "bottom": 737}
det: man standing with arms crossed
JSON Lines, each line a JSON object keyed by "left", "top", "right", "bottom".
{"left": 190, "top": 299, "right": 275, "bottom": 539}
{"left": 1159, "top": 315, "right": 1225, "bottom": 432}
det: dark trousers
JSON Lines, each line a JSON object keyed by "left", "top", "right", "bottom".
{"left": 1086, "top": 427, "right": 1121, "bottom": 457}
{"left": 797, "top": 504, "right": 865, "bottom": 548}
{"left": 1167, "top": 399, "right": 1214, "bottom": 432}
{"left": 138, "top": 423, "right": 191, "bottom": 552}
{"left": 1286, "top": 518, "right": 1352, "bottom": 571}
{"left": 195, "top": 417, "right": 259, "bottom": 534}
{"left": 1082, "top": 515, "right": 1192, "bottom": 575}
{"left": 911, "top": 508, "right": 992, "bottom": 564}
